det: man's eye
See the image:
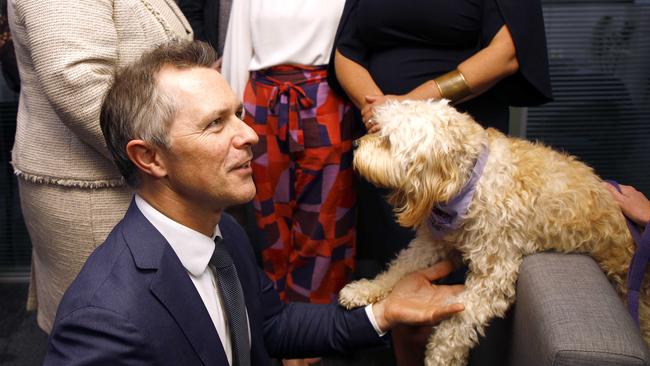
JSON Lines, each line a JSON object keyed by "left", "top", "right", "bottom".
{"left": 236, "top": 108, "right": 245, "bottom": 119}
{"left": 208, "top": 119, "right": 223, "bottom": 128}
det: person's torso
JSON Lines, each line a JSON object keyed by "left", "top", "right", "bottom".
{"left": 9, "top": 0, "right": 192, "bottom": 186}
{"left": 353, "top": 0, "right": 509, "bottom": 129}
{"left": 50, "top": 211, "right": 272, "bottom": 365}
{"left": 249, "top": 0, "right": 346, "bottom": 69}
{"left": 355, "top": 0, "right": 486, "bottom": 94}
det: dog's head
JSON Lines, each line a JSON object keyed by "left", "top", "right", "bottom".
{"left": 353, "top": 99, "right": 486, "bottom": 228}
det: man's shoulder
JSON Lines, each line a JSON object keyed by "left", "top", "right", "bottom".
{"left": 54, "top": 221, "right": 147, "bottom": 322}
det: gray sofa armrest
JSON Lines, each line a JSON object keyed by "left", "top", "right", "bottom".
{"left": 508, "top": 252, "right": 649, "bottom": 366}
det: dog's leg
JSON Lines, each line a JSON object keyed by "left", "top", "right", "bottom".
{"left": 424, "top": 251, "right": 522, "bottom": 366}
{"left": 339, "top": 228, "right": 451, "bottom": 309}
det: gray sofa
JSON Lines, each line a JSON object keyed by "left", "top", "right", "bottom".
{"left": 473, "top": 252, "right": 649, "bottom": 366}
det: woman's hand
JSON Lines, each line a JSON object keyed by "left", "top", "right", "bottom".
{"left": 361, "top": 94, "right": 407, "bottom": 133}
{"left": 361, "top": 79, "right": 443, "bottom": 133}
{"left": 604, "top": 183, "right": 650, "bottom": 227}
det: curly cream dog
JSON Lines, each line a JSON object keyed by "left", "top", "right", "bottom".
{"left": 340, "top": 99, "right": 645, "bottom": 365}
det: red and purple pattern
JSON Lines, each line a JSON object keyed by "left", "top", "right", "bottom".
{"left": 244, "top": 65, "right": 356, "bottom": 304}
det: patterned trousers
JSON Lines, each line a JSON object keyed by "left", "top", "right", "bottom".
{"left": 243, "top": 65, "right": 356, "bottom": 303}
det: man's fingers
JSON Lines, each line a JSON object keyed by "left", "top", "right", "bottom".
{"left": 435, "top": 285, "right": 464, "bottom": 312}
{"left": 438, "top": 303, "right": 465, "bottom": 316}
{"left": 419, "top": 260, "right": 455, "bottom": 281}
{"left": 446, "top": 284, "right": 465, "bottom": 295}
{"left": 428, "top": 302, "right": 464, "bottom": 324}
{"left": 440, "top": 302, "right": 465, "bottom": 314}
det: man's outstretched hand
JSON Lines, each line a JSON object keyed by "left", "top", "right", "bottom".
{"left": 372, "top": 261, "right": 465, "bottom": 332}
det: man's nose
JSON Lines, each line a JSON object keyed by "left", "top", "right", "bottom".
{"left": 234, "top": 117, "right": 259, "bottom": 146}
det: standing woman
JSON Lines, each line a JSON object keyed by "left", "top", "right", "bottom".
{"left": 328, "top": 0, "right": 552, "bottom": 363}
{"left": 330, "top": 0, "right": 553, "bottom": 278}
{"left": 8, "top": 0, "right": 192, "bottom": 333}
{"left": 222, "top": 0, "right": 356, "bottom": 306}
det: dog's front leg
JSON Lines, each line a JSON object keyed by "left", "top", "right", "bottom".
{"left": 339, "top": 228, "right": 451, "bottom": 309}
{"left": 424, "top": 252, "right": 522, "bottom": 366}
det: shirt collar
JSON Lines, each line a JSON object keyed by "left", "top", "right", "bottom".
{"left": 135, "top": 194, "right": 221, "bottom": 277}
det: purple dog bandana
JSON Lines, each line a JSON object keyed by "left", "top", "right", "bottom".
{"left": 427, "top": 139, "right": 489, "bottom": 239}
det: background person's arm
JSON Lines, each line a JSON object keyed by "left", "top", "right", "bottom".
{"left": 605, "top": 183, "right": 650, "bottom": 227}
{"left": 333, "top": 49, "right": 383, "bottom": 111}
{"left": 363, "top": 25, "right": 519, "bottom": 129}
{"left": 399, "top": 25, "right": 519, "bottom": 105}
{"left": 14, "top": 0, "right": 118, "bottom": 159}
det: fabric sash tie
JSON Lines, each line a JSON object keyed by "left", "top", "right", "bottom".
{"left": 254, "top": 66, "right": 325, "bottom": 152}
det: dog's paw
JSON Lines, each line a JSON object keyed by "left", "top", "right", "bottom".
{"left": 338, "top": 279, "right": 388, "bottom": 309}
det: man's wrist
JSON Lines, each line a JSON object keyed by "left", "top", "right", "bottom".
{"left": 367, "top": 301, "right": 390, "bottom": 335}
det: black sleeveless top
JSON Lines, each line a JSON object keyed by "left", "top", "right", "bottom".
{"left": 329, "top": 0, "right": 553, "bottom": 132}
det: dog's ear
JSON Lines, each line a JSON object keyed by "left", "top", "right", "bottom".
{"left": 392, "top": 150, "right": 464, "bottom": 227}
{"left": 353, "top": 134, "right": 404, "bottom": 189}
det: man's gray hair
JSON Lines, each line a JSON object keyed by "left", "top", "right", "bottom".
{"left": 100, "top": 40, "right": 218, "bottom": 187}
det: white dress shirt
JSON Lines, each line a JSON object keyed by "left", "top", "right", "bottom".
{"left": 222, "top": 0, "right": 346, "bottom": 99}
{"left": 135, "top": 195, "right": 247, "bottom": 366}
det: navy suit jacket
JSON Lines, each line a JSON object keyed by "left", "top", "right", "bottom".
{"left": 44, "top": 200, "right": 382, "bottom": 365}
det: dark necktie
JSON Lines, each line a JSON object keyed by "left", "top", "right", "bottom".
{"left": 210, "top": 237, "right": 251, "bottom": 366}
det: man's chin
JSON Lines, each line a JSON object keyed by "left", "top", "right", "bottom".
{"left": 235, "top": 185, "right": 256, "bottom": 205}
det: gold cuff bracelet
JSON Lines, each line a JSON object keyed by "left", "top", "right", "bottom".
{"left": 433, "top": 69, "right": 471, "bottom": 103}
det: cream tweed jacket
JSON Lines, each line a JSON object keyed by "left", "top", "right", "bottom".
{"left": 9, "top": 0, "right": 193, "bottom": 188}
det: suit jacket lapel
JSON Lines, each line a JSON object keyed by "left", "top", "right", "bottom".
{"left": 150, "top": 247, "right": 229, "bottom": 366}
{"left": 122, "top": 200, "right": 228, "bottom": 366}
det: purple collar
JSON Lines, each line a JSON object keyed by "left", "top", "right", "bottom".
{"left": 427, "top": 140, "right": 489, "bottom": 239}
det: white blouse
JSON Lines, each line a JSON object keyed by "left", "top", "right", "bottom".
{"left": 222, "top": 0, "right": 346, "bottom": 99}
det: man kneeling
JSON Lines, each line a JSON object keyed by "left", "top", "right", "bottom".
{"left": 43, "top": 41, "right": 464, "bottom": 365}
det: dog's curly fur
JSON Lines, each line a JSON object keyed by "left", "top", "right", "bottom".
{"left": 340, "top": 99, "right": 647, "bottom": 365}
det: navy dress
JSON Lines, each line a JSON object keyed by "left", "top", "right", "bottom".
{"left": 329, "top": 0, "right": 553, "bottom": 277}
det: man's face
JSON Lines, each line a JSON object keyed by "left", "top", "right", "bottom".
{"left": 156, "top": 66, "right": 258, "bottom": 213}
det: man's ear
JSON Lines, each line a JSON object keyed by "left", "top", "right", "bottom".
{"left": 125, "top": 140, "right": 167, "bottom": 179}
